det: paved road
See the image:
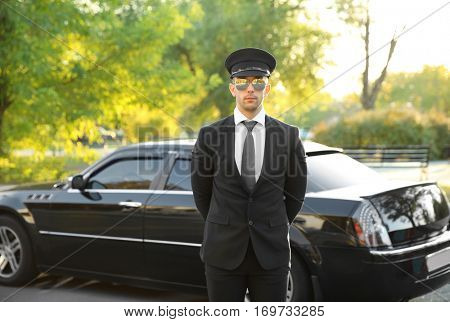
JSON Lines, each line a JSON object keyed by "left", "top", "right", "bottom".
{"left": 411, "top": 284, "right": 449, "bottom": 302}
{"left": 0, "top": 273, "right": 208, "bottom": 302}
{"left": 0, "top": 272, "right": 447, "bottom": 302}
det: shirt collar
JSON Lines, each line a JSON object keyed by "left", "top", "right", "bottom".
{"left": 234, "top": 106, "right": 266, "bottom": 126}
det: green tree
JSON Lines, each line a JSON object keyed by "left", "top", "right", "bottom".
{"left": 0, "top": 0, "right": 202, "bottom": 159}
{"left": 378, "top": 65, "right": 449, "bottom": 112}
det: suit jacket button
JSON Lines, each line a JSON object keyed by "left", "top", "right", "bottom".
{"left": 249, "top": 220, "right": 253, "bottom": 226}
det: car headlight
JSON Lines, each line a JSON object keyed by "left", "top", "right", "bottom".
{"left": 353, "top": 201, "right": 392, "bottom": 248}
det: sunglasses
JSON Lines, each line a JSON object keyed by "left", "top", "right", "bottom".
{"left": 232, "top": 78, "right": 268, "bottom": 91}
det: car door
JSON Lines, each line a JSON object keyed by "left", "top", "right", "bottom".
{"left": 143, "top": 151, "right": 206, "bottom": 287}
{"left": 34, "top": 153, "right": 165, "bottom": 278}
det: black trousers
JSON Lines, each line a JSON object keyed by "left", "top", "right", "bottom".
{"left": 204, "top": 238, "right": 290, "bottom": 302}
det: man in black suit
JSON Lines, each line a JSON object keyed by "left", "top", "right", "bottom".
{"left": 191, "top": 47, "right": 307, "bottom": 302}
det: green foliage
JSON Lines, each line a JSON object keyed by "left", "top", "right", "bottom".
{"left": 0, "top": 153, "right": 95, "bottom": 184}
{"left": 378, "top": 65, "right": 450, "bottom": 112}
{"left": 1, "top": 0, "right": 204, "bottom": 156}
{"left": 311, "top": 106, "right": 449, "bottom": 159}
{"left": 333, "top": 0, "right": 368, "bottom": 27}
{"left": 283, "top": 91, "right": 334, "bottom": 128}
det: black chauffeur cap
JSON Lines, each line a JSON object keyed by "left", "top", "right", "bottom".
{"left": 225, "top": 47, "right": 276, "bottom": 79}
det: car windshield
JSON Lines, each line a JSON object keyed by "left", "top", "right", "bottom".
{"left": 306, "top": 152, "right": 385, "bottom": 193}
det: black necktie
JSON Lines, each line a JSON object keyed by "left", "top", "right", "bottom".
{"left": 241, "top": 120, "right": 258, "bottom": 192}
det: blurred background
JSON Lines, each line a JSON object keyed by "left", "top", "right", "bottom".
{"left": 0, "top": 0, "right": 448, "bottom": 195}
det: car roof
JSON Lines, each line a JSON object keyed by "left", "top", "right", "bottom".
{"left": 80, "top": 139, "right": 342, "bottom": 176}
{"left": 115, "top": 139, "right": 342, "bottom": 155}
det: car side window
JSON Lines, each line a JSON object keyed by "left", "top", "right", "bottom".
{"left": 165, "top": 159, "right": 192, "bottom": 191}
{"left": 87, "top": 158, "right": 163, "bottom": 190}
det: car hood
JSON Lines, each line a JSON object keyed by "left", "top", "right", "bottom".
{"left": 0, "top": 181, "right": 61, "bottom": 192}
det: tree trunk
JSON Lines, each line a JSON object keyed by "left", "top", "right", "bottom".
{"left": 360, "top": 7, "right": 397, "bottom": 110}
{"left": 360, "top": 8, "right": 370, "bottom": 109}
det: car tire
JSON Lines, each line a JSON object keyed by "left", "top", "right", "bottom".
{"left": 0, "top": 216, "right": 37, "bottom": 286}
{"left": 244, "top": 252, "right": 313, "bottom": 302}
{"left": 287, "top": 252, "right": 314, "bottom": 301}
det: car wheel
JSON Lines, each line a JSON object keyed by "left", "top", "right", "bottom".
{"left": 0, "top": 216, "right": 37, "bottom": 286}
{"left": 244, "top": 253, "right": 313, "bottom": 302}
{"left": 287, "top": 252, "right": 313, "bottom": 302}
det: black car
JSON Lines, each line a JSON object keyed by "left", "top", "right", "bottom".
{"left": 0, "top": 140, "right": 449, "bottom": 301}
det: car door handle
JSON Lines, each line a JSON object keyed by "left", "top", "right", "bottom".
{"left": 119, "top": 201, "right": 142, "bottom": 208}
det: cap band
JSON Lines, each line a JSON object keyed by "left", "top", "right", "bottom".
{"left": 230, "top": 64, "right": 270, "bottom": 77}
{"left": 231, "top": 66, "right": 270, "bottom": 77}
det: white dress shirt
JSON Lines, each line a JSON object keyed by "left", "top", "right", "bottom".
{"left": 234, "top": 106, "right": 266, "bottom": 182}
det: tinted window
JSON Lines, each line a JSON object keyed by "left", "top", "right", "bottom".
{"left": 87, "top": 158, "right": 163, "bottom": 189}
{"left": 165, "top": 159, "right": 192, "bottom": 191}
{"left": 306, "top": 153, "right": 386, "bottom": 193}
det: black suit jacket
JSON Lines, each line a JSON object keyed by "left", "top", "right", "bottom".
{"left": 191, "top": 114, "right": 307, "bottom": 270}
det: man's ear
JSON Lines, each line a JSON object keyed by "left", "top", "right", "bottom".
{"left": 229, "top": 82, "right": 236, "bottom": 97}
{"left": 264, "top": 83, "right": 271, "bottom": 96}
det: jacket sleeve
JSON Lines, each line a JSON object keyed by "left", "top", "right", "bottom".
{"left": 284, "top": 126, "right": 308, "bottom": 225}
{"left": 191, "top": 127, "right": 215, "bottom": 221}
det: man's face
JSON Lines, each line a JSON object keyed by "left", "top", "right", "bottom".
{"left": 229, "top": 76, "right": 271, "bottom": 112}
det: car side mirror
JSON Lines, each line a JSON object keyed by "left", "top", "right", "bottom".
{"left": 71, "top": 174, "right": 86, "bottom": 190}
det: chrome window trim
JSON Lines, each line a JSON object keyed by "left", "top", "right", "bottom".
{"left": 370, "top": 230, "right": 450, "bottom": 256}
{"left": 39, "top": 230, "right": 201, "bottom": 247}
{"left": 67, "top": 188, "right": 193, "bottom": 195}
{"left": 143, "top": 239, "right": 201, "bottom": 247}
{"left": 39, "top": 230, "right": 141, "bottom": 242}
